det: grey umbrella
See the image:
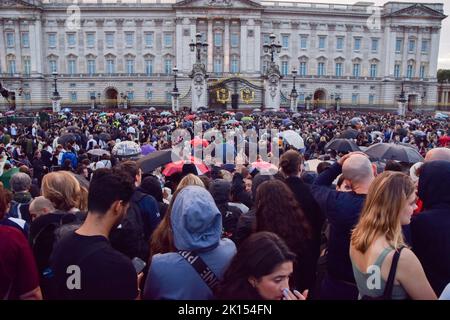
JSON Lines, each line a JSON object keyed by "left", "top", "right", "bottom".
{"left": 58, "top": 133, "right": 76, "bottom": 145}
{"left": 235, "top": 112, "right": 244, "bottom": 121}
{"left": 364, "top": 143, "right": 424, "bottom": 163}
{"left": 99, "top": 132, "right": 112, "bottom": 141}
{"left": 138, "top": 149, "right": 177, "bottom": 173}
{"left": 340, "top": 129, "right": 359, "bottom": 139}
{"left": 325, "top": 139, "right": 360, "bottom": 153}
{"left": 87, "top": 149, "right": 110, "bottom": 157}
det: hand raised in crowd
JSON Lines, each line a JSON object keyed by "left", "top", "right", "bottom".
{"left": 282, "top": 288, "right": 308, "bottom": 301}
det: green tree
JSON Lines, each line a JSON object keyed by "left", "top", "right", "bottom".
{"left": 437, "top": 69, "right": 450, "bottom": 82}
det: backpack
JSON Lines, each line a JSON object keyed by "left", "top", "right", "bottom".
{"left": 31, "top": 212, "right": 85, "bottom": 299}
{"left": 8, "top": 200, "right": 32, "bottom": 223}
{"left": 109, "top": 191, "right": 149, "bottom": 262}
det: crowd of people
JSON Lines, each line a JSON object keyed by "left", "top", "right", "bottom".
{"left": 0, "top": 107, "right": 449, "bottom": 300}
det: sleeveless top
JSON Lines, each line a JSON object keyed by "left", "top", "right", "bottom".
{"left": 351, "top": 247, "right": 409, "bottom": 300}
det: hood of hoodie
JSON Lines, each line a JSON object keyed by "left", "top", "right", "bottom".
{"left": 418, "top": 160, "right": 450, "bottom": 210}
{"left": 171, "top": 185, "right": 222, "bottom": 252}
{"left": 209, "top": 179, "right": 231, "bottom": 205}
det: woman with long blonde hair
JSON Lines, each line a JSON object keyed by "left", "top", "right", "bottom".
{"left": 149, "top": 174, "right": 205, "bottom": 258}
{"left": 350, "top": 171, "right": 436, "bottom": 300}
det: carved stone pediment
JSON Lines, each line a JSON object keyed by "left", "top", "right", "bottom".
{"left": 387, "top": 4, "right": 446, "bottom": 19}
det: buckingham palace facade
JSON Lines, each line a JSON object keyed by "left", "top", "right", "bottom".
{"left": 0, "top": 0, "right": 447, "bottom": 111}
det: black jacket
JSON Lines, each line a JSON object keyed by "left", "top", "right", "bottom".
{"left": 411, "top": 160, "right": 450, "bottom": 296}
{"left": 285, "top": 176, "right": 325, "bottom": 292}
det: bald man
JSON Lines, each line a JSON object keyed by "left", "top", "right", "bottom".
{"left": 310, "top": 152, "right": 375, "bottom": 300}
{"left": 424, "top": 147, "right": 450, "bottom": 163}
{"left": 29, "top": 196, "right": 55, "bottom": 221}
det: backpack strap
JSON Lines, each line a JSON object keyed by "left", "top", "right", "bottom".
{"left": 383, "top": 247, "right": 404, "bottom": 299}
{"left": 178, "top": 250, "right": 220, "bottom": 292}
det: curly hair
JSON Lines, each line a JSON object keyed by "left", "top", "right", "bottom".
{"left": 254, "top": 180, "right": 312, "bottom": 252}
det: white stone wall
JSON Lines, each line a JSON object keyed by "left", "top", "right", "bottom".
{"left": 0, "top": 0, "right": 445, "bottom": 110}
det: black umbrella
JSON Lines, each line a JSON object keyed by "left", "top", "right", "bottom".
{"left": 99, "top": 132, "right": 112, "bottom": 141}
{"left": 323, "top": 120, "right": 336, "bottom": 127}
{"left": 138, "top": 150, "right": 177, "bottom": 173}
{"left": 235, "top": 112, "right": 244, "bottom": 121}
{"left": 58, "top": 133, "right": 76, "bottom": 145}
{"left": 396, "top": 127, "right": 408, "bottom": 137}
{"left": 325, "top": 139, "right": 360, "bottom": 153}
{"left": 340, "top": 129, "right": 359, "bottom": 139}
{"left": 66, "top": 126, "right": 81, "bottom": 132}
{"left": 87, "top": 149, "right": 110, "bottom": 157}
{"left": 364, "top": 143, "right": 424, "bottom": 163}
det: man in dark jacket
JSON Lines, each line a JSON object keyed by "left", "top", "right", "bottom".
{"left": 411, "top": 160, "right": 450, "bottom": 296}
{"left": 310, "top": 152, "right": 375, "bottom": 300}
{"left": 110, "top": 161, "right": 161, "bottom": 262}
{"left": 209, "top": 179, "right": 242, "bottom": 238}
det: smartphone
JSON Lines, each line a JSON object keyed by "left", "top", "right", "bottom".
{"left": 131, "top": 257, "right": 146, "bottom": 274}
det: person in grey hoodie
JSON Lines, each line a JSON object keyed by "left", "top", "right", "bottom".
{"left": 143, "top": 185, "right": 236, "bottom": 300}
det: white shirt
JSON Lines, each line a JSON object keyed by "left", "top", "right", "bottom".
{"left": 127, "top": 126, "right": 136, "bottom": 135}
{"left": 86, "top": 139, "right": 97, "bottom": 150}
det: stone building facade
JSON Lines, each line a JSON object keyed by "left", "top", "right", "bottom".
{"left": 0, "top": 0, "right": 447, "bottom": 111}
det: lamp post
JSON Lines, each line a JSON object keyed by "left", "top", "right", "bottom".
{"left": 51, "top": 71, "right": 61, "bottom": 113}
{"left": 263, "top": 34, "right": 282, "bottom": 63}
{"left": 305, "top": 94, "right": 312, "bottom": 111}
{"left": 189, "top": 33, "right": 208, "bottom": 64}
{"left": 171, "top": 66, "right": 180, "bottom": 112}
{"left": 397, "top": 81, "right": 407, "bottom": 116}
{"left": 90, "top": 93, "right": 96, "bottom": 110}
{"left": 290, "top": 68, "right": 298, "bottom": 112}
{"left": 97, "top": 92, "right": 101, "bottom": 109}
{"left": 335, "top": 95, "right": 341, "bottom": 112}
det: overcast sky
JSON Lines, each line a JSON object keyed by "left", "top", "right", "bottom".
{"left": 276, "top": 0, "right": 450, "bottom": 69}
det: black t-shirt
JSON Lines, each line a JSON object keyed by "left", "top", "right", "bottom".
{"left": 50, "top": 232, "right": 138, "bottom": 300}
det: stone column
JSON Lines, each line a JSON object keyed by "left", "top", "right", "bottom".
{"left": 254, "top": 19, "right": 261, "bottom": 73}
{"left": 14, "top": 19, "right": 22, "bottom": 74}
{"left": 175, "top": 18, "right": 183, "bottom": 71}
{"left": 224, "top": 19, "right": 230, "bottom": 73}
{"left": 402, "top": 27, "right": 409, "bottom": 77}
{"left": 190, "top": 18, "right": 197, "bottom": 68}
{"left": 240, "top": 19, "right": 248, "bottom": 73}
{"left": 416, "top": 27, "right": 423, "bottom": 78}
{"left": 207, "top": 19, "right": 213, "bottom": 72}
{"left": 383, "top": 25, "right": 395, "bottom": 77}
{"left": 429, "top": 27, "right": 440, "bottom": 79}
{"left": 0, "top": 20, "right": 5, "bottom": 74}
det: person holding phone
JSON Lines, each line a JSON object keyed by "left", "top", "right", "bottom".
{"left": 217, "top": 232, "right": 307, "bottom": 300}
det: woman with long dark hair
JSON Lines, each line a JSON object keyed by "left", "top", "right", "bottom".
{"left": 217, "top": 232, "right": 307, "bottom": 300}
{"left": 254, "top": 179, "right": 314, "bottom": 293}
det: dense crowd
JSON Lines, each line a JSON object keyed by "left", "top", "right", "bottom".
{"left": 0, "top": 108, "right": 449, "bottom": 300}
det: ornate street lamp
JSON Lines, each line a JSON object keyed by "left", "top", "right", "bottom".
{"left": 172, "top": 66, "right": 180, "bottom": 112}
{"left": 52, "top": 71, "right": 59, "bottom": 98}
{"left": 290, "top": 69, "right": 298, "bottom": 112}
{"left": 190, "top": 33, "right": 209, "bottom": 64}
{"left": 263, "top": 34, "right": 282, "bottom": 63}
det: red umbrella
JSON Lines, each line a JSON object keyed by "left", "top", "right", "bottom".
{"left": 184, "top": 114, "right": 196, "bottom": 121}
{"left": 162, "top": 157, "right": 209, "bottom": 176}
{"left": 250, "top": 161, "right": 278, "bottom": 175}
{"left": 439, "top": 135, "right": 450, "bottom": 147}
{"left": 190, "top": 138, "right": 209, "bottom": 147}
